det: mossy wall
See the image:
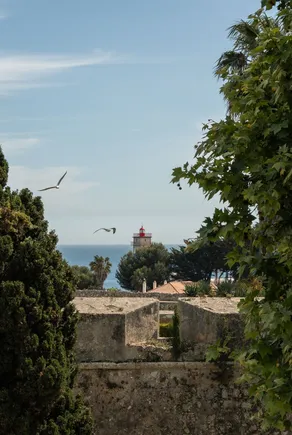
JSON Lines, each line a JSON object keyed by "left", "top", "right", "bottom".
{"left": 76, "top": 362, "right": 286, "bottom": 435}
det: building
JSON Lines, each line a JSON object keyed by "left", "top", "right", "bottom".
{"left": 147, "top": 280, "right": 194, "bottom": 294}
{"left": 132, "top": 225, "right": 152, "bottom": 253}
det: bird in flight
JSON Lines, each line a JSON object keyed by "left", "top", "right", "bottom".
{"left": 38, "top": 171, "right": 67, "bottom": 192}
{"left": 93, "top": 227, "right": 116, "bottom": 234}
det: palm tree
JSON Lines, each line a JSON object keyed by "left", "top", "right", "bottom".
{"left": 214, "top": 21, "right": 258, "bottom": 77}
{"left": 89, "top": 255, "right": 112, "bottom": 289}
{"left": 214, "top": 14, "right": 280, "bottom": 114}
{"left": 214, "top": 15, "right": 278, "bottom": 78}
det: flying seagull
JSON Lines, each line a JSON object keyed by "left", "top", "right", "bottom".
{"left": 38, "top": 171, "right": 67, "bottom": 192}
{"left": 93, "top": 227, "right": 116, "bottom": 235}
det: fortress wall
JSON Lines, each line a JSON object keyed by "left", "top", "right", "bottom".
{"left": 75, "top": 289, "right": 182, "bottom": 301}
{"left": 76, "top": 361, "right": 284, "bottom": 435}
{"left": 74, "top": 296, "right": 288, "bottom": 435}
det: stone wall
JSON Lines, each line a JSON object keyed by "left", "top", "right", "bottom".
{"left": 74, "top": 297, "right": 159, "bottom": 362}
{"left": 125, "top": 302, "right": 159, "bottom": 345}
{"left": 76, "top": 289, "right": 182, "bottom": 301}
{"left": 76, "top": 361, "right": 284, "bottom": 435}
{"left": 73, "top": 296, "right": 289, "bottom": 435}
{"left": 178, "top": 297, "right": 245, "bottom": 360}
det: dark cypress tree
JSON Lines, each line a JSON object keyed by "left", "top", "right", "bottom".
{"left": 0, "top": 147, "right": 93, "bottom": 435}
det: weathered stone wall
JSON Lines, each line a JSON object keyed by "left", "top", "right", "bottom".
{"left": 76, "top": 289, "right": 182, "bottom": 301}
{"left": 74, "top": 296, "right": 290, "bottom": 435}
{"left": 74, "top": 297, "right": 159, "bottom": 362}
{"left": 125, "top": 303, "right": 158, "bottom": 345}
{"left": 76, "top": 361, "right": 284, "bottom": 435}
{"left": 178, "top": 298, "right": 245, "bottom": 360}
{"left": 76, "top": 311, "right": 126, "bottom": 362}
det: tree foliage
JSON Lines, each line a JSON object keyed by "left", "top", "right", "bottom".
{"left": 116, "top": 243, "right": 170, "bottom": 291}
{"left": 71, "top": 256, "right": 112, "bottom": 290}
{"left": 261, "top": 0, "right": 290, "bottom": 10}
{"left": 0, "top": 147, "right": 93, "bottom": 434}
{"left": 71, "top": 265, "right": 95, "bottom": 290}
{"left": 169, "top": 239, "right": 236, "bottom": 282}
{"left": 172, "top": 5, "right": 292, "bottom": 431}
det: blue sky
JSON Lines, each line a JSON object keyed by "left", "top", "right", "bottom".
{"left": 1, "top": 0, "right": 258, "bottom": 244}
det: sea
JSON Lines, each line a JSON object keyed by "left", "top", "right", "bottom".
{"left": 58, "top": 244, "right": 177, "bottom": 289}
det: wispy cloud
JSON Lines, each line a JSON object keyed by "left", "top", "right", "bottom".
{"left": 0, "top": 131, "right": 48, "bottom": 136}
{"left": 0, "top": 116, "right": 51, "bottom": 123}
{"left": 1, "top": 136, "right": 41, "bottom": 155}
{"left": 0, "top": 50, "right": 124, "bottom": 95}
{"left": 0, "top": 81, "right": 69, "bottom": 96}
{"left": 0, "top": 50, "right": 173, "bottom": 95}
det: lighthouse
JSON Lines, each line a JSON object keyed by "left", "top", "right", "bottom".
{"left": 132, "top": 225, "right": 152, "bottom": 253}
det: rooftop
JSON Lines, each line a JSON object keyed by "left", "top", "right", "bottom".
{"left": 147, "top": 280, "right": 193, "bottom": 294}
{"left": 179, "top": 297, "right": 243, "bottom": 314}
{"left": 73, "top": 296, "right": 158, "bottom": 315}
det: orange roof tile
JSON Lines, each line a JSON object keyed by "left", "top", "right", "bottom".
{"left": 147, "top": 280, "right": 193, "bottom": 294}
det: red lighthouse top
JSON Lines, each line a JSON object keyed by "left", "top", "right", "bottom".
{"left": 139, "top": 226, "right": 145, "bottom": 237}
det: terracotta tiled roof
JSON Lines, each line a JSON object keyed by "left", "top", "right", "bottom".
{"left": 147, "top": 280, "right": 193, "bottom": 294}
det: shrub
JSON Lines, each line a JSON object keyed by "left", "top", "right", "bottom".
{"left": 159, "top": 322, "right": 173, "bottom": 337}
{"left": 216, "top": 280, "right": 236, "bottom": 296}
{"left": 185, "top": 280, "right": 210, "bottom": 296}
{"left": 172, "top": 307, "right": 181, "bottom": 359}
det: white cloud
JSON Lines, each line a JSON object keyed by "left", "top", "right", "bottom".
{"left": 0, "top": 50, "right": 127, "bottom": 94}
{"left": 0, "top": 50, "right": 177, "bottom": 95}
{"left": 0, "top": 117, "right": 50, "bottom": 123}
{"left": 0, "top": 131, "right": 47, "bottom": 136}
{"left": 0, "top": 51, "right": 120, "bottom": 81}
{"left": 0, "top": 81, "right": 67, "bottom": 96}
{"left": 1, "top": 137, "right": 40, "bottom": 149}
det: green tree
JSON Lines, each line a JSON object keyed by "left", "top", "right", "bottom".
{"left": 170, "top": 239, "right": 236, "bottom": 282}
{"left": 71, "top": 265, "right": 95, "bottom": 290}
{"left": 172, "top": 5, "right": 292, "bottom": 431}
{"left": 116, "top": 243, "right": 170, "bottom": 291}
{"left": 0, "top": 147, "right": 93, "bottom": 434}
{"left": 261, "top": 0, "right": 289, "bottom": 10}
{"left": 89, "top": 255, "right": 112, "bottom": 289}
{"left": 214, "top": 14, "right": 279, "bottom": 114}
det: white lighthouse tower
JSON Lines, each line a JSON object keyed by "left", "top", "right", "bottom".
{"left": 132, "top": 225, "right": 152, "bottom": 253}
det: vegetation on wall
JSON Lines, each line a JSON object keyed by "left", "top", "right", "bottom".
{"left": 172, "top": 5, "right": 292, "bottom": 431}
{"left": 0, "top": 148, "right": 93, "bottom": 434}
{"left": 172, "top": 307, "right": 181, "bottom": 360}
{"left": 159, "top": 322, "right": 174, "bottom": 338}
{"left": 184, "top": 279, "right": 258, "bottom": 297}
